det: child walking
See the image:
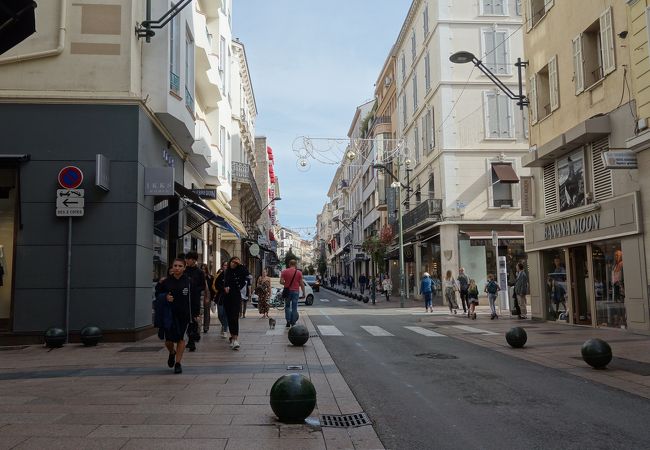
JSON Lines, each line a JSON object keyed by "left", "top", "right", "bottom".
{"left": 468, "top": 279, "right": 479, "bottom": 319}
{"left": 484, "top": 274, "right": 500, "bottom": 320}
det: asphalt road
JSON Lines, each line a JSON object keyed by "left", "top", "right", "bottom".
{"left": 308, "top": 289, "right": 650, "bottom": 450}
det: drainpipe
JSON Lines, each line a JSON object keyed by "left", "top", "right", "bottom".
{"left": 0, "top": 0, "right": 67, "bottom": 66}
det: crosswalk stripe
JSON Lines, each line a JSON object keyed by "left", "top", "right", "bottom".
{"left": 337, "top": 299, "right": 349, "bottom": 302}
{"left": 319, "top": 298, "right": 330, "bottom": 302}
{"left": 404, "top": 326, "right": 447, "bottom": 337}
{"left": 452, "top": 325, "right": 497, "bottom": 335}
{"left": 317, "top": 325, "right": 344, "bottom": 336}
{"left": 361, "top": 326, "right": 393, "bottom": 336}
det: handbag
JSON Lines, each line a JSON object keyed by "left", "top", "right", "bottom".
{"left": 282, "top": 269, "right": 298, "bottom": 299}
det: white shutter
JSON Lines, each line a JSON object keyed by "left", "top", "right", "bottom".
{"left": 529, "top": 75, "right": 538, "bottom": 124}
{"left": 591, "top": 137, "right": 613, "bottom": 201}
{"left": 600, "top": 7, "right": 615, "bottom": 75}
{"left": 548, "top": 55, "right": 559, "bottom": 112}
{"left": 422, "top": 116, "right": 428, "bottom": 151}
{"left": 483, "top": 29, "right": 496, "bottom": 71}
{"left": 495, "top": 0, "right": 506, "bottom": 15}
{"left": 543, "top": 162, "right": 558, "bottom": 215}
{"left": 482, "top": 0, "right": 493, "bottom": 15}
{"left": 526, "top": 0, "right": 532, "bottom": 31}
{"left": 646, "top": 7, "right": 650, "bottom": 61}
{"left": 496, "top": 30, "right": 508, "bottom": 74}
{"left": 498, "top": 95, "right": 513, "bottom": 138}
{"left": 572, "top": 34, "right": 584, "bottom": 94}
{"left": 485, "top": 92, "right": 499, "bottom": 138}
{"left": 544, "top": 0, "right": 554, "bottom": 13}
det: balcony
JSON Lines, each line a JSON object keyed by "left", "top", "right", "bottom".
{"left": 170, "top": 71, "right": 180, "bottom": 95}
{"left": 402, "top": 199, "right": 442, "bottom": 232}
{"left": 232, "top": 161, "right": 263, "bottom": 214}
{"left": 370, "top": 115, "right": 391, "bottom": 133}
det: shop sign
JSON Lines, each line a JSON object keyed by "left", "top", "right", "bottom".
{"left": 191, "top": 188, "right": 217, "bottom": 199}
{"left": 144, "top": 167, "right": 174, "bottom": 196}
{"left": 520, "top": 176, "right": 534, "bottom": 216}
{"left": 602, "top": 151, "right": 638, "bottom": 169}
{"left": 544, "top": 213, "right": 601, "bottom": 240}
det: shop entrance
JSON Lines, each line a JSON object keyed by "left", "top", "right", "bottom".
{"left": 0, "top": 168, "right": 16, "bottom": 330}
{"left": 569, "top": 246, "right": 592, "bottom": 325}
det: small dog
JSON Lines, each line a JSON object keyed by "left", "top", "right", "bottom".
{"left": 268, "top": 318, "right": 276, "bottom": 329}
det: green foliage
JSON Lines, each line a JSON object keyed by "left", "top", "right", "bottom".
{"left": 317, "top": 254, "right": 327, "bottom": 276}
{"left": 284, "top": 248, "right": 299, "bottom": 267}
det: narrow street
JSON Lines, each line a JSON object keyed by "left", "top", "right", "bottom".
{"left": 309, "top": 288, "right": 650, "bottom": 450}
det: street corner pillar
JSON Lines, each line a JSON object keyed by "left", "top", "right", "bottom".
{"left": 440, "top": 224, "right": 460, "bottom": 276}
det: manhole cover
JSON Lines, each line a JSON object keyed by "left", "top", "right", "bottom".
{"left": 119, "top": 346, "right": 162, "bottom": 352}
{"left": 321, "top": 413, "right": 371, "bottom": 428}
{"left": 415, "top": 352, "right": 458, "bottom": 360}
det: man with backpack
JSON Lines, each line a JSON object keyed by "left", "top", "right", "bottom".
{"left": 457, "top": 267, "right": 470, "bottom": 316}
{"left": 485, "top": 274, "right": 500, "bottom": 320}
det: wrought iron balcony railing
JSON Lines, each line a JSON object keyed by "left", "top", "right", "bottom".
{"left": 231, "top": 161, "right": 263, "bottom": 211}
{"left": 402, "top": 199, "right": 442, "bottom": 231}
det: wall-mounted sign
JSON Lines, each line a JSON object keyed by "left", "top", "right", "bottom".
{"left": 191, "top": 189, "right": 217, "bottom": 199}
{"left": 602, "top": 150, "right": 638, "bottom": 169}
{"left": 544, "top": 213, "right": 601, "bottom": 240}
{"left": 144, "top": 167, "right": 174, "bottom": 196}
{"left": 58, "top": 166, "right": 83, "bottom": 189}
{"left": 95, "top": 154, "right": 110, "bottom": 191}
{"left": 249, "top": 243, "right": 260, "bottom": 257}
{"left": 520, "top": 176, "right": 534, "bottom": 217}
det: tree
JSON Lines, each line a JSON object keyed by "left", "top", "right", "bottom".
{"left": 362, "top": 225, "right": 394, "bottom": 277}
{"left": 317, "top": 254, "right": 327, "bottom": 277}
{"left": 284, "top": 248, "right": 298, "bottom": 267}
{"left": 306, "top": 264, "right": 315, "bottom": 275}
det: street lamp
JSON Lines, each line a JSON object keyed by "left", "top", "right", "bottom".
{"left": 373, "top": 161, "right": 409, "bottom": 308}
{"left": 449, "top": 51, "right": 528, "bottom": 110}
{"left": 261, "top": 196, "right": 281, "bottom": 212}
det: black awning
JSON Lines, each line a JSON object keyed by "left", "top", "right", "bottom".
{"left": 0, "top": 1, "right": 37, "bottom": 55}
{"left": 174, "top": 182, "right": 202, "bottom": 203}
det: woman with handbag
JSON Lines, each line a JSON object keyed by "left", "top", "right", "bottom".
{"left": 223, "top": 256, "right": 250, "bottom": 350}
{"left": 443, "top": 270, "right": 459, "bottom": 315}
{"left": 256, "top": 267, "right": 272, "bottom": 319}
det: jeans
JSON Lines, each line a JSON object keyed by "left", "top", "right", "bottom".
{"left": 488, "top": 294, "right": 497, "bottom": 316}
{"left": 424, "top": 292, "right": 432, "bottom": 309}
{"left": 285, "top": 291, "right": 299, "bottom": 325}
{"left": 459, "top": 289, "right": 469, "bottom": 312}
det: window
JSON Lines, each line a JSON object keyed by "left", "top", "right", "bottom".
{"left": 490, "top": 163, "right": 515, "bottom": 207}
{"left": 400, "top": 53, "right": 406, "bottom": 84}
{"left": 543, "top": 162, "right": 557, "bottom": 215}
{"left": 483, "top": 29, "right": 509, "bottom": 75}
{"left": 415, "top": 184, "right": 421, "bottom": 204}
{"left": 484, "top": 91, "right": 513, "bottom": 139}
{"left": 423, "top": 5, "right": 429, "bottom": 36}
{"left": 414, "top": 127, "right": 420, "bottom": 165}
{"left": 529, "top": 55, "right": 559, "bottom": 123}
{"left": 527, "top": 0, "right": 554, "bottom": 30}
{"left": 482, "top": 0, "right": 507, "bottom": 15}
{"left": 411, "top": 30, "right": 416, "bottom": 62}
{"left": 412, "top": 75, "right": 418, "bottom": 111}
{"left": 428, "top": 173, "right": 435, "bottom": 199}
{"left": 169, "top": 3, "right": 181, "bottom": 94}
{"left": 185, "top": 29, "right": 195, "bottom": 114}
{"left": 573, "top": 8, "right": 615, "bottom": 92}
{"left": 219, "top": 36, "right": 226, "bottom": 93}
{"left": 422, "top": 109, "right": 435, "bottom": 153}
{"left": 401, "top": 94, "right": 407, "bottom": 128}
{"left": 424, "top": 52, "right": 431, "bottom": 92}
{"left": 516, "top": 0, "right": 522, "bottom": 16}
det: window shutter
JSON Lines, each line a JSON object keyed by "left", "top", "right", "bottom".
{"left": 430, "top": 109, "right": 435, "bottom": 149}
{"left": 646, "top": 7, "right": 650, "bottom": 60}
{"left": 529, "top": 75, "right": 538, "bottom": 124}
{"left": 600, "top": 7, "right": 615, "bottom": 75}
{"left": 483, "top": 30, "right": 496, "bottom": 71}
{"left": 498, "top": 95, "right": 512, "bottom": 138}
{"left": 495, "top": 0, "right": 505, "bottom": 15}
{"left": 485, "top": 92, "right": 499, "bottom": 138}
{"left": 572, "top": 35, "right": 584, "bottom": 94}
{"left": 413, "top": 75, "right": 418, "bottom": 110}
{"left": 421, "top": 116, "right": 428, "bottom": 152}
{"left": 548, "top": 55, "right": 559, "bottom": 111}
{"left": 525, "top": 0, "right": 532, "bottom": 31}
{"left": 544, "top": 0, "right": 554, "bottom": 14}
{"left": 543, "top": 162, "right": 558, "bottom": 215}
{"left": 482, "top": 0, "right": 493, "bottom": 15}
{"left": 414, "top": 127, "right": 420, "bottom": 164}
{"left": 591, "top": 137, "right": 613, "bottom": 201}
{"left": 496, "top": 31, "right": 508, "bottom": 74}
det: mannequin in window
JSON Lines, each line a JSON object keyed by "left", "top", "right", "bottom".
{"left": 612, "top": 250, "right": 624, "bottom": 303}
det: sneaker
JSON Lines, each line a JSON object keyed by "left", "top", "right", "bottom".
{"left": 232, "top": 340, "right": 240, "bottom": 350}
{"left": 174, "top": 362, "right": 182, "bottom": 374}
{"left": 167, "top": 351, "right": 176, "bottom": 368}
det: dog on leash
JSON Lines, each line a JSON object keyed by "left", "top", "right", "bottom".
{"left": 268, "top": 318, "right": 276, "bottom": 329}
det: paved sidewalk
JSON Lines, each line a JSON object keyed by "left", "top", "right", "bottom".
{"left": 0, "top": 309, "right": 383, "bottom": 450}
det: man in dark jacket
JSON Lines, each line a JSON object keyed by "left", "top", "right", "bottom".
{"left": 514, "top": 262, "right": 529, "bottom": 319}
{"left": 359, "top": 274, "right": 368, "bottom": 294}
{"left": 183, "top": 251, "right": 208, "bottom": 351}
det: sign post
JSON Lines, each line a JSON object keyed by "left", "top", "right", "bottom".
{"left": 56, "top": 166, "right": 84, "bottom": 343}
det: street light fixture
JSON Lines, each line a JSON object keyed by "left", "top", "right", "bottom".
{"left": 261, "top": 196, "right": 281, "bottom": 212}
{"left": 449, "top": 50, "right": 529, "bottom": 110}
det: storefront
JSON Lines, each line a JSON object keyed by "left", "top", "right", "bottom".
{"left": 524, "top": 192, "right": 648, "bottom": 331}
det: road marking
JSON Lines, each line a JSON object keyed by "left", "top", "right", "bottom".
{"left": 452, "top": 325, "right": 497, "bottom": 335}
{"left": 337, "top": 299, "right": 349, "bottom": 302}
{"left": 317, "top": 325, "right": 344, "bottom": 336}
{"left": 265, "top": 328, "right": 284, "bottom": 335}
{"left": 361, "top": 326, "right": 394, "bottom": 336}
{"left": 319, "top": 298, "right": 330, "bottom": 302}
{"left": 404, "top": 326, "right": 447, "bottom": 337}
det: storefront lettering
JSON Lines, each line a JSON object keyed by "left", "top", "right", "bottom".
{"left": 544, "top": 213, "right": 601, "bottom": 240}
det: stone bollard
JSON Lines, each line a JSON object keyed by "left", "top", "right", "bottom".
{"left": 505, "top": 327, "right": 527, "bottom": 348}
{"left": 270, "top": 373, "right": 317, "bottom": 423}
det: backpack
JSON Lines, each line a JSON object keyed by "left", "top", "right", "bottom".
{"left": 486, "top": 280, "right": 498, "bottom": 295}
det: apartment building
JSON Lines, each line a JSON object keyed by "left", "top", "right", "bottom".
{"left": 0, "top": 0, "right": 247, "bottom": 342}
{"left": 522, "top": 0, "right": 649, "bottom": 331}
{"left": 392, "top": 0, "right": 529, "bottom": 301}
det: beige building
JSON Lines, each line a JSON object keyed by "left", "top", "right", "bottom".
{"left": 522, "top": 0, "right": 648, "bottom": 331}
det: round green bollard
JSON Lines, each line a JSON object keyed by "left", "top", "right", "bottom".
{"left": 44, "top": 327, "right": 66, "bottom": 348}
{"left": 581, "top": 338, "right": 612, "bottom": 369}
{"left": 505, "top": 327, "right": 527, "bottom": 348}
{"left": 288, "top": 324, "right": 309, "bottom": 346}
{"left": 270, "top": 373, "right": 317, "bottom": 423}
{"left": 80, "top": 326, "right": 103, "bottom": 346}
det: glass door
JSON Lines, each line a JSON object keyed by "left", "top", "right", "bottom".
{"left": 569, "top": 246, "right": 592, "bottom": 325}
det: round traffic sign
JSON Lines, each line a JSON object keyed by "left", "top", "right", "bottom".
{"left": 58, "top": 166, "right": 84, "bottom": 189}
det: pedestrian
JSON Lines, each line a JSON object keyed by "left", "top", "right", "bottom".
{"left": 201, "top": 264, "right": 215, "bottom": 333}
{"left": 514, "top": 262, "right": 529, "bottom": 319}
{"left": 183, "top": 252, "right": 207, "bottom": 352}
{"left": 240, "top": 274, "right": 251, "bottom": 318}
{"left": 223, "top": 256, "right": 250, "bottom": 350}
{"left": 420, "top": 271, "right": 433, "bottom": 313}
{"left": 484, "top": 273, "right": 500, "bottom": 320}
{"left": 359, "top": 273, "right": 367, "bottom": 294}
{"left": 457, "top": 267, "right": 470, "bottom": 316}
{"left": 154, "top": 258, "right": 192, "bottom": 374}
{"left": 382, "top": 275, "right": 392, "bottom": 302}
{"left": 467, "top": 279, "right": 479, "bottom": 320}
{"left": 212, "top": 261, "right": 229, "bottom": 338}
{"left": 443, "top": 270, "right": 459, "bottom": 314}
{"left": 256, "top": 267, "right": 272, "bottom": 319}
{"left": 280, "top": 259, "right": 305, "bottom": 327}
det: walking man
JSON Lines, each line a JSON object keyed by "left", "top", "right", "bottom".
{"left": 457, "top": 267, "right": 470, "bottom": 315}
{"left": 514, "top": 262, "right": 529, "bottom": 319}
{"left": 281, "top": 260, "right": 305, "bottom": 327}
{"left": 183, "top": 251, "right": 208, "bottom": 352}
{"left": 359, "top": 273, "right": 368, "bottom": 294}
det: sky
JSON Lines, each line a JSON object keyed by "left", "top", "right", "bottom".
{"left": 233, "top": 1, "right": 408, "bottom": 237}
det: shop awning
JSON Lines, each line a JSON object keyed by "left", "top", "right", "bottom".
{"left": 461, "top": 230, "right": 524, "bottom": 239}
{"left": 492, "top": 164, "right": 519, "bottom": 183}
{"left": 204, "top": 199, "right": 247, "bottom": 237}
{"left": 188, "top": 203, "right": 239, "bottom": 238}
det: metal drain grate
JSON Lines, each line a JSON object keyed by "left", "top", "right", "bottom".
{"left": 415, "top": 352, "right": 458, "bottom": 360}
{"left": 287, "top": 365, "right": 303, "bottom": 370}
{"left": 119, "top": 346, "right": 162, "bottom": 352}
{"left": 321, "top": 412, "right": 371, "bottom": 428}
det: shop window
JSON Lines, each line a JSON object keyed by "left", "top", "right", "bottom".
{"left": 542, "top": 249, "right": 568, "bottom": 321}
{"left": 0, "top": 169, "right": 16, "bottom": 328}
{"left": 557, "top": 149, "right": 585, "bottom": 212}
{"left": 482, "top": 29, "right": 509, "bottom": 75}
{"left": 592, "top": 240, "right": 626, "bottom": 329}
